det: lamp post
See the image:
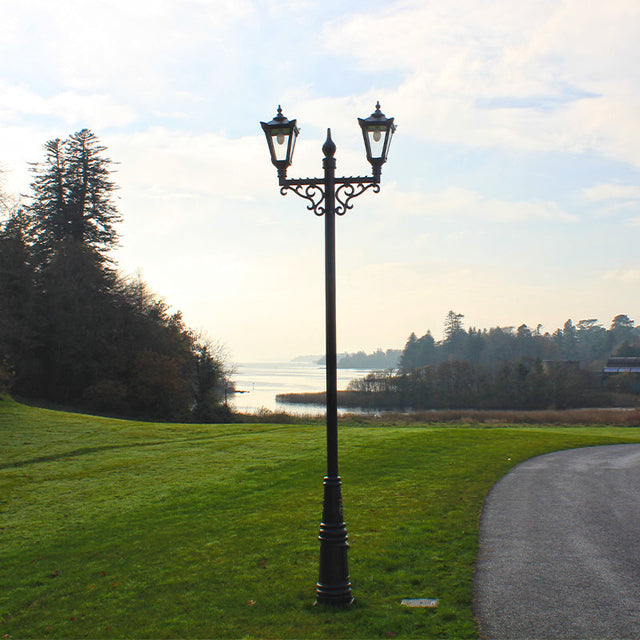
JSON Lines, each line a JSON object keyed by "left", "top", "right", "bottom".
{"left": 260, "top": 102, "right": 396, "bottom": 606}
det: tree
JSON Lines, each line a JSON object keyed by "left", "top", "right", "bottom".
{"left": 0, "top": 170, "right": 36, "bottom": 393}
{"left": 399, "top": 331, "right": 437, "bottom": 371}
{"left": 26, "top": 129, "right": 120, "bottom": 264}
{"left": 443, "top": 310, "right": 464, "bottom": 340}
{"left": 612, "top": 340, "right": 640, "bottom": 358}
{"left": 19, "top": 130, "right": 121, "bottom": 401}
{"left": 415, "top": 331, "right": 437, "bottom": 366}
{"left": 399, "top": 332, "right": 419, "bottom": 371}
{"left": 442, "top": 310, "right": 467, "bottom": 361}
{"left": 191, "top": 339, "right": 230, "bottom": 420}
{"left": 484, "top": 327, "right": 515, "bottom": 364}
{"left": 561, "top": 319, "right": 579, "bottom": 360}
{"left": 128, "top": 350, "right": 190, "bottom": 419}
{"left": 576, "top": 319, "right": 608, "bottom": 366}
{"left": 610, "top": 314, "right": 635, "bottom": 342}
{"left": 37, "top": 243, "right": 116, "bottom": 400}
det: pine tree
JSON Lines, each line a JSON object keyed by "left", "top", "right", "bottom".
{"left": 23, "top": 130, "right": 121, "bottom": 401}
{"left": 27, "top": 129, "right": 120, "bottom": 264}
{"left": 443, "top": 310, "right": 464, "bottom": 340}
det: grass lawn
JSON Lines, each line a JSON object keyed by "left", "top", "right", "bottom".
{"left": 3, "top": 396, "right": 640, "bottom": 639}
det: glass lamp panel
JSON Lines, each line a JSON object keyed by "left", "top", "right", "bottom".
{"left": 367, "top": 125, "right": 388, "bottom": 160}
{"left": 287, "top": 130, "right": 297, "bottom": 164}
{"left": 271, "top": 128, "right": 291, "bottom": 162}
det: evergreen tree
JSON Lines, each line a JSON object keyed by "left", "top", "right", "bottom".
{"left": 399, "top": 332, "right": 419, "bottom": 371}
{"left": 443, "top": 310, "right": 464, "bottom": 340}
{"left": 26, "top": 129, "right": 120, "bottom": 264}
{"left": 21, "top": 130, "right": 120, "bottom": 401}
{"left": 0, "top": 209, "right": 37, "bottom": 391}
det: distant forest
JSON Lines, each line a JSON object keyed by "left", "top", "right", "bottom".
{"left": 331, "top": 310, "right": 638, "bottom": 372}
{"left": 0, "top": 130, "right": 230, "bottom": 421}
{"left": 341, "top": 311, "right": 640, "bottom": 411}
{"left": 399, "top": 310, "right": 639, "bottom": 371}
{"left": 336, "top": 349, "right": 401, "bottom": 369}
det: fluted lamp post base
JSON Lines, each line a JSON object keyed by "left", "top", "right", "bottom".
{"left": 315, "top": 475, "right": 353, "bottom": 606}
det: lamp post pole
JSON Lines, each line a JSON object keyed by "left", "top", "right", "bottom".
{"left": 316, "top": 131, "right": 352, "bottom": 605}
{"left": 260, "top": 104, "right": 396, "bottom": 606}
{"left": 323, "top": 132, "right": 338, "bottom": 483}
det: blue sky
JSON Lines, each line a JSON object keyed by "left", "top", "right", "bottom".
{"left": 1, "top": 0, "right": 640, "bottom": 361}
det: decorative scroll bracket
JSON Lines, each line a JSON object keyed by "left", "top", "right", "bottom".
{"left": 335, "top": 179, "right": 380, "bottom": 216}
{"left": 280, "top": 176, "right": 379, "bottom": 217}
{"left": 280, "top": 181, "right": 326, "bottom": 216}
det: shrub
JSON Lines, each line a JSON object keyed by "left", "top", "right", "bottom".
{"left": 0, "top": 361, "right": 10, "bottom": 393}
{"left": 82, "top": 379, "right": 129, "bottom": 414}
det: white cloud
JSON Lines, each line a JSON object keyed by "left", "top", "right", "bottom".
{"left": 0, "top": 83, "right": 137, "bottom": 129}
{"left": 324, "top": 0, "right": 640, "bottom": 164}
{"left": 109, "top": 128, "right": 274, "bottom": 203}
{"left": 0, "top": 0, "right": 255, "bottom": 97}
{"left": 584, "top": 183, "right": 640, "bottom": 202}
{"left": 372, "top": 184, "right": 578, "bottom": 223}
{"left": 583, "top": 182, "right": 640, "bottom": 218}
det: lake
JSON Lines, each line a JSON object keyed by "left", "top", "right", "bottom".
{"left": 228, "top": 361, "right": 373, "bottom": 415}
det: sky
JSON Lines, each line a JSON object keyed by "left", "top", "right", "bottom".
{"left": 1, "top": 0, "right": 640, "bottom": 363}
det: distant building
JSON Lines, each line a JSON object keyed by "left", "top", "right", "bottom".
{"left": 602, "top": 357, "right": 640, "bottom": 393}
{"left": 603, "top": 357, "right": 640, "bottom": 374}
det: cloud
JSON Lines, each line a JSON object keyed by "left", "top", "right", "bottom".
{"left": 583, "top": 182, "right": 640, "bottom": 218}
{"left": 0, "top": 82, "right": 137, "bottom": 128}
{"left": 108, "top": 128, "right": 277, "bottom": 206}
{"left": 324, "top": 0, "right": 640, "bottom": 165}
{"left": 0, "top": 0, "right": 255, "bottom": 98}
{"left": 584, "top": 183, "right": 640, "bottom": 202}
{"left": 372, "top": 184, "right": 578, "bottom": 223}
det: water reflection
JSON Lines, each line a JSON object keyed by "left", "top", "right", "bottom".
{"left": 229, "top": 361, "right": 372, "bottom": 415}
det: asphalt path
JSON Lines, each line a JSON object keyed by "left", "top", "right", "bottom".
{"left": 474, "top": 444, "right": 640, "bottom": 639}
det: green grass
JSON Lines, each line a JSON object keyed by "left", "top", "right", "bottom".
{"left": 3, "top": 396, "right": 640, "bottom": 639}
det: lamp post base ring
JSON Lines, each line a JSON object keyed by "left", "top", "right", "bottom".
{"left": 315, "top": 581, "right": 354, "bottom": 607}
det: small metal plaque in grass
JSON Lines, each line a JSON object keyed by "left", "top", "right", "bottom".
{"left": 401, "top": 598, "right": 439, "bottom": 608}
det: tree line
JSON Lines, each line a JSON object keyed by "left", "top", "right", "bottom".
{"left": 337, "top": 348, "right": 401, "bottom": 369}
{"left": 400, "top": 310, "right": 639, "bottom": 371}
{"left": 344, "top": 311, "right": 640, "bottom": 410}
{"left": 0, "top": 129, "right": 229, "bottom": 421}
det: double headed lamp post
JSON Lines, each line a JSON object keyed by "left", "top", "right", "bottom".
{"left": 260, "top": 103, "right": 396, "bottom": 606}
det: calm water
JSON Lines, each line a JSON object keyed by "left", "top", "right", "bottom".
{"left": 228, "top": 361, "right": 372, "bottom": 415}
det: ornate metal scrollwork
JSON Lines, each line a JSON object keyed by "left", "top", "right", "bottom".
{"left": 280, "top": 176, "right": 379, "bottom": 216}
{"left": 335, "top": 181, "right": 380, "bottom": 216}
{"left": 281, "top": 183, "right": 326, "bottom": 216}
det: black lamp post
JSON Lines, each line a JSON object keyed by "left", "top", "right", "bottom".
{"left": 260, "top": 102, "right": 396, "bottom": 606}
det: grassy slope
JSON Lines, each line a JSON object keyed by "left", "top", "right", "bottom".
{"left": 3, "top": 396, "right": 640, "bottom": 639}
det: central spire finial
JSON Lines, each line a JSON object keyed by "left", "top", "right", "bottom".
{"left": 322, "top": 128, "right": 336, "bottom": 158}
